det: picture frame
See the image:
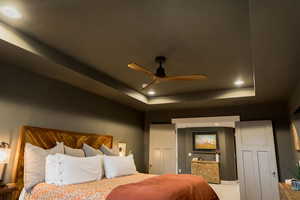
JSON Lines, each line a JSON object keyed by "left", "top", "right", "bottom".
{"left": 193, "top": 132, "right": 218, "bottom": 150}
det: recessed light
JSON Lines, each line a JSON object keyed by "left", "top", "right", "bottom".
{"left": 0, "top": 6, "right": 22, "bottom": 19}
{"left": 148, "top": 90, "right": 155, "bottom": 96}
{"left": 234, "top": 80, "right": 244, "bottom": 86}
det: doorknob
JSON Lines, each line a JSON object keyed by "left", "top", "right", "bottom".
{"left": 272, "top": 171, "right": 276, "bottom": 177}
{"left": 149, "top": 164, "right": 152, "bottom": 168}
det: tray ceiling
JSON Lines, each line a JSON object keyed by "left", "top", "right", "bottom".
{"left": 0, "top": 0, "right": 299, "bottom": 110}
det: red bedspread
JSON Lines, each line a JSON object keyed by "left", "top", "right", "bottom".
{"left": 106, "top": 174, "right": 219, "bottom": 200}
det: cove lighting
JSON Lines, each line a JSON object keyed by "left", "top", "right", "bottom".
{"left": 0, "top": 6, "right": 22, "bottom": 19}
{"left": 234, "top": 80, "right": 244, "bottom": 86}
{"left": 148, "top": 90, "right": 155, "bottom": 95}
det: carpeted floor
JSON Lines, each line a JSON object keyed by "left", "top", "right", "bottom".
{"left": 210, "top": 183, "right": 240, "bottom": 200}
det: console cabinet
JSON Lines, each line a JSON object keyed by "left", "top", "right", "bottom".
{"left": 191, "top": 160, "right": 220, "bottom": 184}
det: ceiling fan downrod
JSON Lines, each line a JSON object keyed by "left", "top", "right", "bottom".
{"left": 155, "top": 56, "right": 167, "bottom": 78}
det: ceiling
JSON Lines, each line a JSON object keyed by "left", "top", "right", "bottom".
{"left": 0, "top": 0, "right": 299, "bottom": 111}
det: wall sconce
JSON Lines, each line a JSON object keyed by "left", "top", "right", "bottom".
{"left": 118, "top": 142, "right": 127, "bottom": 156}
{"left": 0, "top": 142, "right": 10, "bottom": 164}
{"left": 0, "top": 142, "right": 10, "bottom": 185}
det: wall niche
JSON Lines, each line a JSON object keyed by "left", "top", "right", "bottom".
{"left": 177, "top": 127, "right": 237, "bottom": 181}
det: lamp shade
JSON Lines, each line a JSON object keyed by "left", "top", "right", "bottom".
{"left": 0, "top": 148, "right": 10, "bottom": 164}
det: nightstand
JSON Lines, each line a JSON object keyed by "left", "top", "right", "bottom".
{"left": 0, "top": 183, "right": 17, "bottom": 200}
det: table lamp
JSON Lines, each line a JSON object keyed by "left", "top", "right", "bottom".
{"left": 0, "top": 142, "right": 10, "bottom": 186}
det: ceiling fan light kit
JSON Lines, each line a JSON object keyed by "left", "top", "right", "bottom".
{"left": 128, "top": 56, "right": 208, "bottom": 90}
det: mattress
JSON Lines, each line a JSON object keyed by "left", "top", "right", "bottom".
{"left": 23, "top": 173, "right": 155, "bottom": 200}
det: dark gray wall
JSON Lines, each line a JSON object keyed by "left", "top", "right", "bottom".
{"left": 145, "top": 103, "right": 294, "bottom": 182}
{"left": 289, "top": 81, "right": 300, "bottom": 113}
{"left": 177, "top": 127, "right": 237, "bottom": 181}
{"left": 0, "top": 64, "right": 145, "bottom": 183}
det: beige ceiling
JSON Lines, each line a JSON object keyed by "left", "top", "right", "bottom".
{"left": 0, "top": 0, "right": 299, "bottom": 111}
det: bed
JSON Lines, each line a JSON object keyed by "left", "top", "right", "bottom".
{"left": 13, "top": 126, "right": 218, "bottom": 200}
{"left": 24, "top": 173, "right": 155, "bottom": 200}
{"left": 13, "top": 126, "right": 113, "bottom": 199}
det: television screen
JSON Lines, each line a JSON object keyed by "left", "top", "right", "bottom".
{"left": 193, "top": 133, "right": 217, "bottom": 150}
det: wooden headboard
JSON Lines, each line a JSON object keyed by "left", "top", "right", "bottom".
{"left": 13, "top": 126, "right": 113, "bottom": 198}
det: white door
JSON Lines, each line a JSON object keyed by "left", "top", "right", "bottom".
{"left": 149, "top": 124, "right": 176, "bottom": 174}
{"left": 236, "top": 121, "right": 279, "bottom": 200}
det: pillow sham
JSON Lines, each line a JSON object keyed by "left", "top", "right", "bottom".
{"left": 45, "top": 154, "right": 102, "bottom": 185}
{"left": 100, "top": 144, "right": 117, "bottom": 156}
{"left": 83, "top": 143, "right": 103, "bottom": 157}
{"left": 64, "top": 145, "right": 85, "bottom": 157}
{"left": 103, "top": 155, "right": 137, "bottom": 179}
{"left": 83, "top": 144, "right": 105, "bottom": 178}
{"left": 24, "top": 142, "right": 64, "bottom": 191}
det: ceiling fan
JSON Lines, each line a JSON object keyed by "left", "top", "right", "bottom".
{"left": 128, "top": 56, "right": 208, "bottom": 90}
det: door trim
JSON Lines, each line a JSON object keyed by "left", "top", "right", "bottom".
{"left": 172, "top": 116, "right": 240, "bottom": 128}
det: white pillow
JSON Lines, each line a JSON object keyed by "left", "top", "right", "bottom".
{"left": 103, "top": 155, "right": 137, "bottom": 179}
{"left": 45, "top": 154, "right": 102, "bottom": 185}
{"left": 24, "top": 142, "right": 64, "bottom": 191}
{"left": 83, "top": 144, "right": 105, "bottom": 178}
{"left": 45, "top": 153, "right": 60, "bottom": 185}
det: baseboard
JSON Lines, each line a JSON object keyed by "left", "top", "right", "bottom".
{"left": 220, "top": 180, "right": 239, "bottom": 185}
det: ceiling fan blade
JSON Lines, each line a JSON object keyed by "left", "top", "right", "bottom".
{"left": 128, "top": 63, "right": 154, "bottom": 77}
{"left": 162, "top": 74, "right": 207, "bottom": 81}
{"left": 142, "top": 78, "right": 158, "bottom": 90}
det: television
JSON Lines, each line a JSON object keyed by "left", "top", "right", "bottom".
{"left": 193, "top": 132, "right": 217, "bottom": 150}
